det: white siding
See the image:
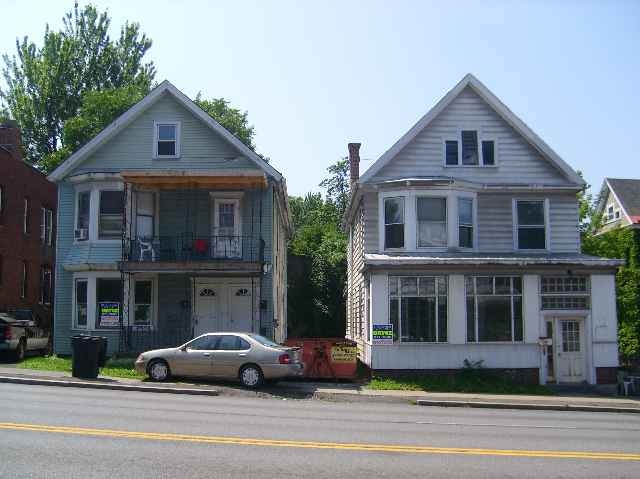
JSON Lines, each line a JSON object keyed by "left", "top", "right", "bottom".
{"left": 591, "top": 274, "right": 619, "bottom": 368}
{"left": 370, "top": 86, "right": 570, "bottom": 185}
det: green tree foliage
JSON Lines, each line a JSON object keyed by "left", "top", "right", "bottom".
{"left": 41, "top": 84, "right": 147, "bottom": 172}
{"left": 287, "top": 160, "right": 349, "bottom": 337}
{"left": 195, "top": 94, "right": 255, "bottom": 149}
{"left": 582, "top": 222, "right": 640, "bottom": 363}
{"left": 1, "top": 2, "right": 155, "bottom": 166}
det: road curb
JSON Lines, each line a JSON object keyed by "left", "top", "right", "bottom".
{"left": 416, "top": 399, "right": 640, "bottom": 414}
{"left": 0, "top": 376, "right": 219, "bottom": 396}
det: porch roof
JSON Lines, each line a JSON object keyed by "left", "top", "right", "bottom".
{"left": 364, "top": 253, "right": 624, "bottom": 269}
{"left": 120, "top": 169, "right": 268, "bottom": 189}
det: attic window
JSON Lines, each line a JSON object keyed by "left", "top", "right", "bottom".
{"left": 154, "top": 122, "right": 180, "bottom": 158}
{"left": 444, "top": 131, "right": 495, "bottom": 167}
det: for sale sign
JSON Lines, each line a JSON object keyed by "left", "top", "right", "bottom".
{"left": 372, "top": 324, "right": 394, "bottom": 345}
{"left": 98, "top": 302, "right": 120, "bottom": 327}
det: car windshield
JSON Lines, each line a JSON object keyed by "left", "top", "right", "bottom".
{"left": 249, "top": 334, "right": 282, "bottom": 349}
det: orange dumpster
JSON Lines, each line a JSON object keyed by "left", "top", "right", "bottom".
{"left": 283, "top": 338, "right": 358, "bottom": 380}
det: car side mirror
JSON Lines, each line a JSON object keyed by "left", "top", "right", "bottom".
{"left": 180, "top": 345, "right": 188, "bottom": 352}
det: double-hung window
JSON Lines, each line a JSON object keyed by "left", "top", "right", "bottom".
{"left": 389, "top": 276, "right": 447, "bottom": 342}
{"left": 458, "top": 198, "right": 473, "bottom": 248}
{"left": 40, "top": 207, "right": 53, "bottom": 245}
{"left": 466, "top": 276, "right": 523, "bottom": 342}
{"left": 99, "top": 191, "right": 124, "bottom": 240}
{"left": 76, "top": 191, "right": 90, "bottom": 241}
{"left": 133, "top": 279, "right": 153, "bottom": 327}
{"left": 96, "top": 278, "right": 122, "bottom": 328}
{"left": 136, "top": 192, "right": 155, "bottom": 239}
{"left": 154, "top": 122, "right": 180, "bottom": 158}
{"left": 445, "top": 130, "right": 495, "bottom": 166}
{"left": 515, "top": 199, "right": 547, "bottom": 250}
{"left": 417, "top": 197, "right": 447, "bottom": 247}
{"left": 384, "top": 197, "right": 404, "bottom": 249}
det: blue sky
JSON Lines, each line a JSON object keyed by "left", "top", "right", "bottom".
{"left": 1, "top": 1, "right": 638, "bottom": 196}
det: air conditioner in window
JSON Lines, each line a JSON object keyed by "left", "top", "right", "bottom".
{"left": 74, "top": 228, "right": 88, "bottom": 240}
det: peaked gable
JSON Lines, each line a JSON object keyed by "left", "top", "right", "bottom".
{"left": 360, "top": 74, "right": 584, "bottom": 187}
{"left": 48, "top": 80, "right": 281, "bottom": 181}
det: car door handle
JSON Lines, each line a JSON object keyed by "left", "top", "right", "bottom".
{"left": 203, "top": 353, "right": 211, "bottom": 357}
{"left": 238, "top": 353, "right": 247, "bottom": 357}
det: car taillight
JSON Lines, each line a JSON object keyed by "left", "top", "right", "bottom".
{"left": 278, "top": 353, "right": 291, "bottom": 364}
{"left": 3, "top": 328, "right": 11, "bottom": 340}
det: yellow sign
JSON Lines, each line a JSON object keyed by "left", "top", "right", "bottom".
{"left": 331, "top": 345, "right": 357, "bottom": 363}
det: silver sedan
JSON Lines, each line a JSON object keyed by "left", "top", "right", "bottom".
{"left": 135, "top": 332, "right": 304, "bottom": 388}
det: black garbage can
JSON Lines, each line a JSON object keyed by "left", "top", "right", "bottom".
{"left": 97, "top": 337, "right": 109, "bottom": 368}
{"left": 71, "top": 335, "right": 101, "bottom": 379}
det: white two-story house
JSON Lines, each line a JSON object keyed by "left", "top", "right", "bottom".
{"left": 344, "top": 74, "right": 621, "bottom": 385}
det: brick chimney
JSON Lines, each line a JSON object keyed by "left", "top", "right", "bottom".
{"left": 348, "top": 142, "right": 361, "bottom": 185}
{"left": 0, "top": 120, "right": 22, "bottom": 161}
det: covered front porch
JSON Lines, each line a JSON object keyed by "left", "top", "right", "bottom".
{"left": 120, "top": 272, "right": 263, "bottom": 353}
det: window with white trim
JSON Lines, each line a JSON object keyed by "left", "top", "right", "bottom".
{"left": 515, "top": 199, "right": 546, "bottom": 250}
{"left": 135, "top": 191, "right": 155, "bottom": 238}
{"left": 74, "top": 279, "right": 88, "bottom": 328}
{"left": 133, "top": 279, "right": 153, "bottom": 327}
{"left": 444, "top": 130, "right": 495, "bottom": 166}
{"left": 389, "top": 276, "right": 447, "bottom": 342}
{"left": 384, "top": 197, "right": 404, "bottom": 249}
{"left": 40, "top": 207, "right": 53, "bottom": 245}
{"left": 541, "top": 276, "right": 590, "bottom": 310}
{"left": 96, "top": 278, "right": 122, "bottom": 329}
{"left": 75, "top": 191, "right": 90, "bottom": 241}
{"left": 458, "top": 198, "right": 473, "bottom": 248}
{"left": 154, "top": 122, "right": 180, "bottom": 158}
{"left": 98, "top": 190, "right": 124, "bottom": 240}
{"left": 466, "top": 276, "right": 523, "bottom": 342}
{"left": 417, "top": 197, "right": 447, "bottom": 247}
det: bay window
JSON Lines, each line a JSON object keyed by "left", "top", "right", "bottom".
{"left": 466, "top": 276, "right": 523, "bottom": 342}
{"left": 389, "top": 276, "right": 447, "bottom": 342}
{"left": 99, "top": 191, "right": 124, "bottom": 239}
{"left": 515, "top": 199, "right": 547, "bottom": 250}
{"left": 417, "top": 197, "right": 446, "bottom": 247}
{"left": 458, "top": 198, "right": 473, "bottom": 248}
{"left": 384, "top": 197, "right": 404, "bottom": 249}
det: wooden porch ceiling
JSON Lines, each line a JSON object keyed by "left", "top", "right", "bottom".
{"left": 120, "top": 170, "right": 268, "bottom": 189}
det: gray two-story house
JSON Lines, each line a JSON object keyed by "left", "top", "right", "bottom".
{"left": 344, "top": 74, "right": 621, "bottom": 385}
{"left": 49, "top": 81, "right": 291, "bottom": 355}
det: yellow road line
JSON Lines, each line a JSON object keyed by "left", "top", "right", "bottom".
{"left": 0, "top": 422, "right": 638, "bottom": 461}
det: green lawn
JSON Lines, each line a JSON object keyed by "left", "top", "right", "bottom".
{"left": 19, "top": 355, "right": 145, "bottom": 380}
{"left": 368, "top": 372, "right": 554, "bottom": 396}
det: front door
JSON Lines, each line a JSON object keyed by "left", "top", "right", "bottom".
{"left": 556, "top": 318, "right": 586, "bottom": 383}
{"left": 213, "top": 199, "right": 241, "bottom": 258}
{"left": 195, "top": 287, "right": 219, "bottom": 336}
{"left": 228, "top": 286, "right": 252, "bottom": 332}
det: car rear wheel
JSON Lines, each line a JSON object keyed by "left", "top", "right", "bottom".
{"left": 147, "top": 359, "right": 171, "bottom": 381}
{"left": 239, "top": 364, "right": 263, "bottom": 389}
{"left": 14, "top": 339, "right": 26, "bottom": 362}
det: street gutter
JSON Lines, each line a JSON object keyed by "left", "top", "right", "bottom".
{"left": 416, "top": 399, "right": 640, "bottom": 414}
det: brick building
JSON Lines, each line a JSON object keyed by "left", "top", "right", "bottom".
{"left": 0, "top": 121, "right": 57, "bottom": 329}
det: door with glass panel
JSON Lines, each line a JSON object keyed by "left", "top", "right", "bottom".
{"left": 213, "top": 199, "right": 241, "bottom": 258}
{"left": 555, "top": 318, "right": 586, "bottom": 383}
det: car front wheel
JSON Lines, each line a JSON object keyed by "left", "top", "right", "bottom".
{"left": 14, "top": 339, "right": 26, "bottom": 362}
{"left": 239, "top": 365, "right": 263, "bottom": 389}
{"left": 147, "top": 359, "right": 170, "bottom": 381}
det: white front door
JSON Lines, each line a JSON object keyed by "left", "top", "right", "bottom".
{"left": 194, "top": 280, "right": 254, "bottom": 333}
{"left": 195, "top": 287, "right": 220, "bottom": 336}
{"left": 556, "top": 318, "right": 586, "bottom": 383}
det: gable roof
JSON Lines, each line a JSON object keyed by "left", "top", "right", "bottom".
{"left": 358, "top": 73, "right": 585, "bottom": 186}
{"left": 597, "top": 178, "right": 640, "bottom": 224}
{"left": 48, "top": 80, "right": 281, "bottom": 182}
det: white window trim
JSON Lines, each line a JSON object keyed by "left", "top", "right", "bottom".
{"left": 212, "top": 197, "right": 242, "bottom": 237}
{"left": 442, "top": 129, "right": 498, "bottom": 168}
{"left": 512, "top": 198, "right": 550, "bottom": 251}
{"left": 378, "top": 189, "right": 477, "bottom": 252}
{"left": 74, "top": 182, "right": 124, "bottom": 244}
{"left": 72, "top": 271, "right": 122, "bottom": 331}
{"left": 132, "top": 190, "right": 159, "bottom": 238}
{"left": 456, "top": 196, "right": 477, "bottom": 250}
{"left": 72, "top": 276, "right": 89, "bottom": 330}
{"left": 416, "top": 196, "right": 448, "bottom": 249}
{"left": 382, "top": 196, "right": 406, "bottom": 251}
{"left": 153, "top": 121, "right": 181, "bottom": 159}
{"left": 129, "top": 275, "right": 158, "bottom": 329}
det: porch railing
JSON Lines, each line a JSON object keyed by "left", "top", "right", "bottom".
{"left": 121, "top": 325, "right": 193, "bottom": 353}
{"left": 124, "top": 235, "right": 264, "bottom": 263}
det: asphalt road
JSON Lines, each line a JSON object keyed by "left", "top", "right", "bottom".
{"left": 0, "top": 383, "right": 638, "bottom": 479}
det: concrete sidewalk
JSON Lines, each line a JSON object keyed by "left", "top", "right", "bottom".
{"left": 1, "top": 365, "right": 639, "bottom": 413}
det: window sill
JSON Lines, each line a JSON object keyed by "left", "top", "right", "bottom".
{"left": 444, "top": 164, "right": 498, "bottom": 168}
{"left": 152, "top": 155, "right": 181, "bottom": 160}
{"left": 465, "top": 341, "right": 526, "bottom": 345}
